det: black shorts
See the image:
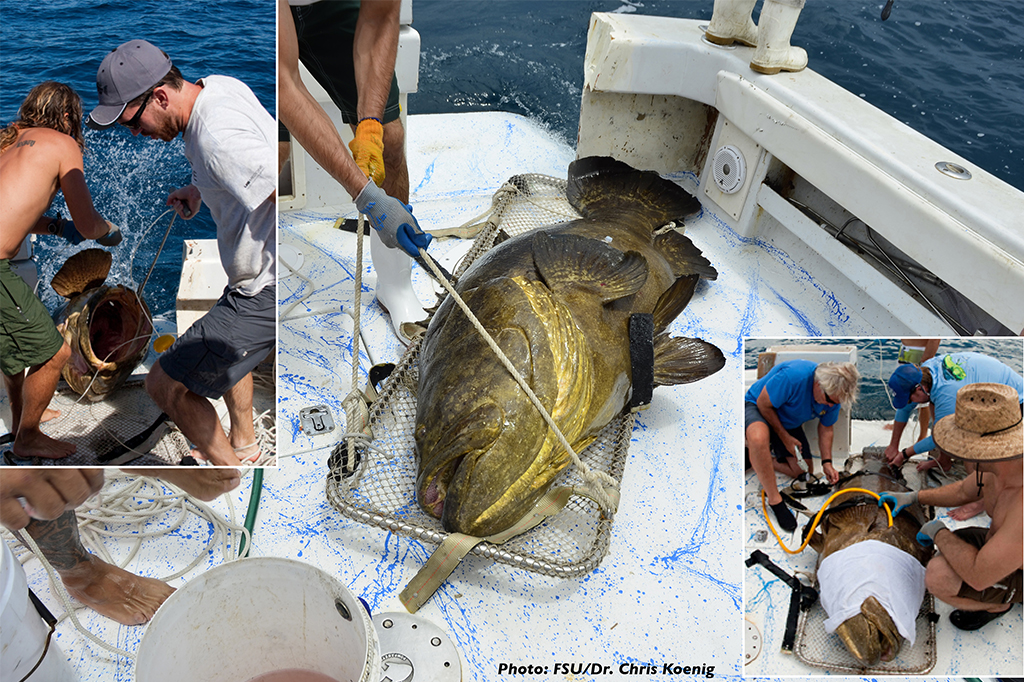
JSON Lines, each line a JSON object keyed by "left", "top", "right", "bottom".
{"left": 953, "top": 527, "right": 1023, "bottom": 604}
{"left": 159, "top": 286, "right": 275, "bottom": 399}
{"left": 280, "top": 0, "right": 402, "bottom": 142}
{"left": 744, "top": 401, "right": 812, "bottom": 467}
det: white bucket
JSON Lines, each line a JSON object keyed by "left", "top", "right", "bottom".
{"left": 0, "top": 539, "right": 77, "bottom": 682}
{"left": 135, "top": 557, "right": 381, "bottom": 682}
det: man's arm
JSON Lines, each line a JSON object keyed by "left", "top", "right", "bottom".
{"left": 918, "top": 472, "right": 984, "bottom": 509}
{"left": 56, "top": 139, "right": 116, "bottom": 240}
{"left": 352, "top": 0, "right": 401, "bottom": 121}
{"left": 933, "top": 519, "right": 1023, "bottom": 592}
{"left": 278, "top": 0, "right": 369, "bottom": 199}
{"left": 756, "top": 387, "right": 802, "bottom": 458}
{"left": 1, "top": 469, "right": 104, "bottom": 532}
{"left": 884, "top": 406, "right": 913, "bottom": 464}
{"left": 818, "top": 422, "right": 838, "bottom": 484}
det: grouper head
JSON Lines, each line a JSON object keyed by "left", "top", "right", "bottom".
{"left": 415, "top": 275, "right": 589, "bottom": 537}
{"left": 835, "top": 596, "right": 903, "bottom": 665}
{"left": 51, "top": 249, "right": 153, "bottom": 400}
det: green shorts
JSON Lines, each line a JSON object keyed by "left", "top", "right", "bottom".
{"left": 954, "top": 527, "right": 1023, "bottom": 604}
{"left": 0, "top": 259, "right": 65, "bottom": 376}
{"left": 280, "top": 0, "right": 402, "bottom": 142}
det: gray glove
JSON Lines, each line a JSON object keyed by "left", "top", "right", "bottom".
{"left": 916, "top": 519, "right": 947, "bottom": 547}
{"left": 354, "top": 180, "right": 432, "bottom": 258}
{"left": 877, "top": 490, "right": 918, "bottom": 516}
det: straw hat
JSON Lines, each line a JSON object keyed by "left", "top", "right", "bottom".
{"left": 933, "top": 383, "right": 1023, "bottom": 462}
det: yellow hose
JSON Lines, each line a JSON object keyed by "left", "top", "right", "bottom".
{"left": 760, "top": 487, "right": 894, "bottom": 555}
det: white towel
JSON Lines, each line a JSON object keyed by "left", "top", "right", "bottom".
{"left": 818, "top": 539, "right": 927, "bottom": 645}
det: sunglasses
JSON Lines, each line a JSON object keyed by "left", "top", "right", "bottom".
{"left": 121, "top": 92, "right": 152, "bottom": 130}
{"left": 824, "top": 390, "right": 839, "bottom": 406}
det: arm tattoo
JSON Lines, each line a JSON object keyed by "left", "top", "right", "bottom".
{"left": 24, "top": 510, "right": 91, "bottom": 571}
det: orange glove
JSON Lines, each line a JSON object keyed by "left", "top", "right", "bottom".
{"left": 349, "top": 118, "right": 385, "bottom": 187}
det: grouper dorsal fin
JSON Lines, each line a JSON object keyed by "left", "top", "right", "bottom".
{"left": 654, "top": 230, "right": 717, "bottom": 280}
{"left": 651, "top": 335, "right": 725, "bottom": 387}
{"left": 532, "top": 231, "right": 648, "bottom": 304}
{"left": 51, "top": 248, "right": 111, "bottom": 298}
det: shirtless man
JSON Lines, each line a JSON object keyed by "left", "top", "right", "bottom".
{"left": 0, "top": 81, "right": 122, "bottom": 460}
{"left": 880, "top": 383, "right": 1023, "bottom": 631}
{"left": 1, "top": 467, "right": 241, "bottom": 625}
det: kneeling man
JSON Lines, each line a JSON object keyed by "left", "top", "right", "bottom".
{"left": 880, "top": 383, "right": 1022, "bottom": 630}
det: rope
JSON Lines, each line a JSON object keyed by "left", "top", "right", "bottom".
{"left": 760, "top": 487, "right": 894, "bottom": 555}
{"left": 340, "top": 213, "right": 372, "bottom": 482}
{"left": 137, "top": 210, "right": 177, "bottom": 297}
{"left": 416, "top": 246, "right": 619, "bottom": 512}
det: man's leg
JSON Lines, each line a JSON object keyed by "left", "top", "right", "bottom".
{"left": 747, "top": 420, "right": 797, "bottom": 531}
{"left": 120, "top": 468, "right": 241, "bottom": 501}
{"left": 369, "top": 116, "right": 427, "bottom": 342}
{"left": 772, "top": 455, "right": 804, "bottom": 478}
{"left": 5, "top": 369, "right": 60, "bottom": 438}
{"left": 925, "top": 554, "right": 1013, "bottom": 615}
{"left": 223, "top": 372, "right": 258, "bottom": 461}
{"left": 381, "top": 118, "right": 409, "bottom": 203}
{"left": 24, "top": 510, "right": 174, "bottom": 625}
{"left": 10, "top": 342, "right": 76, "bottom": 459}
{"left": 146, "top": 360, "right": 241, "bottom": 466}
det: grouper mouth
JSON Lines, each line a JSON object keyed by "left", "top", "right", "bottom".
{"left": 416, "top": 401, "right": 503, "bottom": 523}
{"left": 420, "top": 455, "right": 464, "bottom": 518}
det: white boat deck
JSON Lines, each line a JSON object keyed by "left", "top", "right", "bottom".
{"left": 6, "top": 110, "right": 1019, "bottom": 681}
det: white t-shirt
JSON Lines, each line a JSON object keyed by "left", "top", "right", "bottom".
{"left": 183, "top": 75, "right": 275, "bottom": 296}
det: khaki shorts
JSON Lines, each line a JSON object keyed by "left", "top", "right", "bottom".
{"left": 0, "top": 259, "right": 65, "bottom": 376}
{"left": 954, "top": 526, "right": 1023, "bottom": 604}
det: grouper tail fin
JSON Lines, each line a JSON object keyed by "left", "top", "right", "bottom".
{"left": 567, "top": 156, "right": 702, "bottom": 230}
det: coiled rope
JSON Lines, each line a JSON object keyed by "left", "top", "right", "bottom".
{"left": 3, "top": 473, "right": 253, "bottom": 660}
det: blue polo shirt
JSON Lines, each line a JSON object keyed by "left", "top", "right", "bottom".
{"left": 745, "top": 359, "right": 840, "bottom": 429}
{"left": 896, "top": 351, "right": 1024, "bottom": 455}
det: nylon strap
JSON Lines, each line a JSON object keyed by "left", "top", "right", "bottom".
{"left": 400, "top": 484, "right": 620, "bottom": 612}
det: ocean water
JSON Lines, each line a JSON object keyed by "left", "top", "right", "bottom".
{"left": 0, "top": 0, "right": 275, "bottom": 320}
{"left": 3, "top": 0, "right": 1021, "bottom": 319}
{"left": 411, "top": 0, "right": 1024, "bottom": 192}
{"left": 744, "top": 337, "right": 1024, "bottom": 420}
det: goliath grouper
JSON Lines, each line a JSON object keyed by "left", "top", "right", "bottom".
{"left": 51, "top": 248, "right": 153, "bottom": 400}
{"left": 806, "top": 450, "right": 932, "bottom": 666}
{"left": 415, "top": 156, "right": 725, "bottom": 537}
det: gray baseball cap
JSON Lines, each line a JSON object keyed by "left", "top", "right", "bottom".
{"left": 88, "top": 40, "right": 172, "bottom": 129}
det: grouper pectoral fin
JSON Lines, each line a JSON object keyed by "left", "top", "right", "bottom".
{"left": 651, "top": 274, "right": 698, "bottom": 334}
{"left": 51, "top": 248, "right": 112, "bottom": 298}
{"left": 532, "top": 231, "right": 648, "bottom": 303}
{"left": 654, "top": 230, "right": 718, "bottom": 280}
{"left": 651, "top": 335, "right": 726, "bottom": 387}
